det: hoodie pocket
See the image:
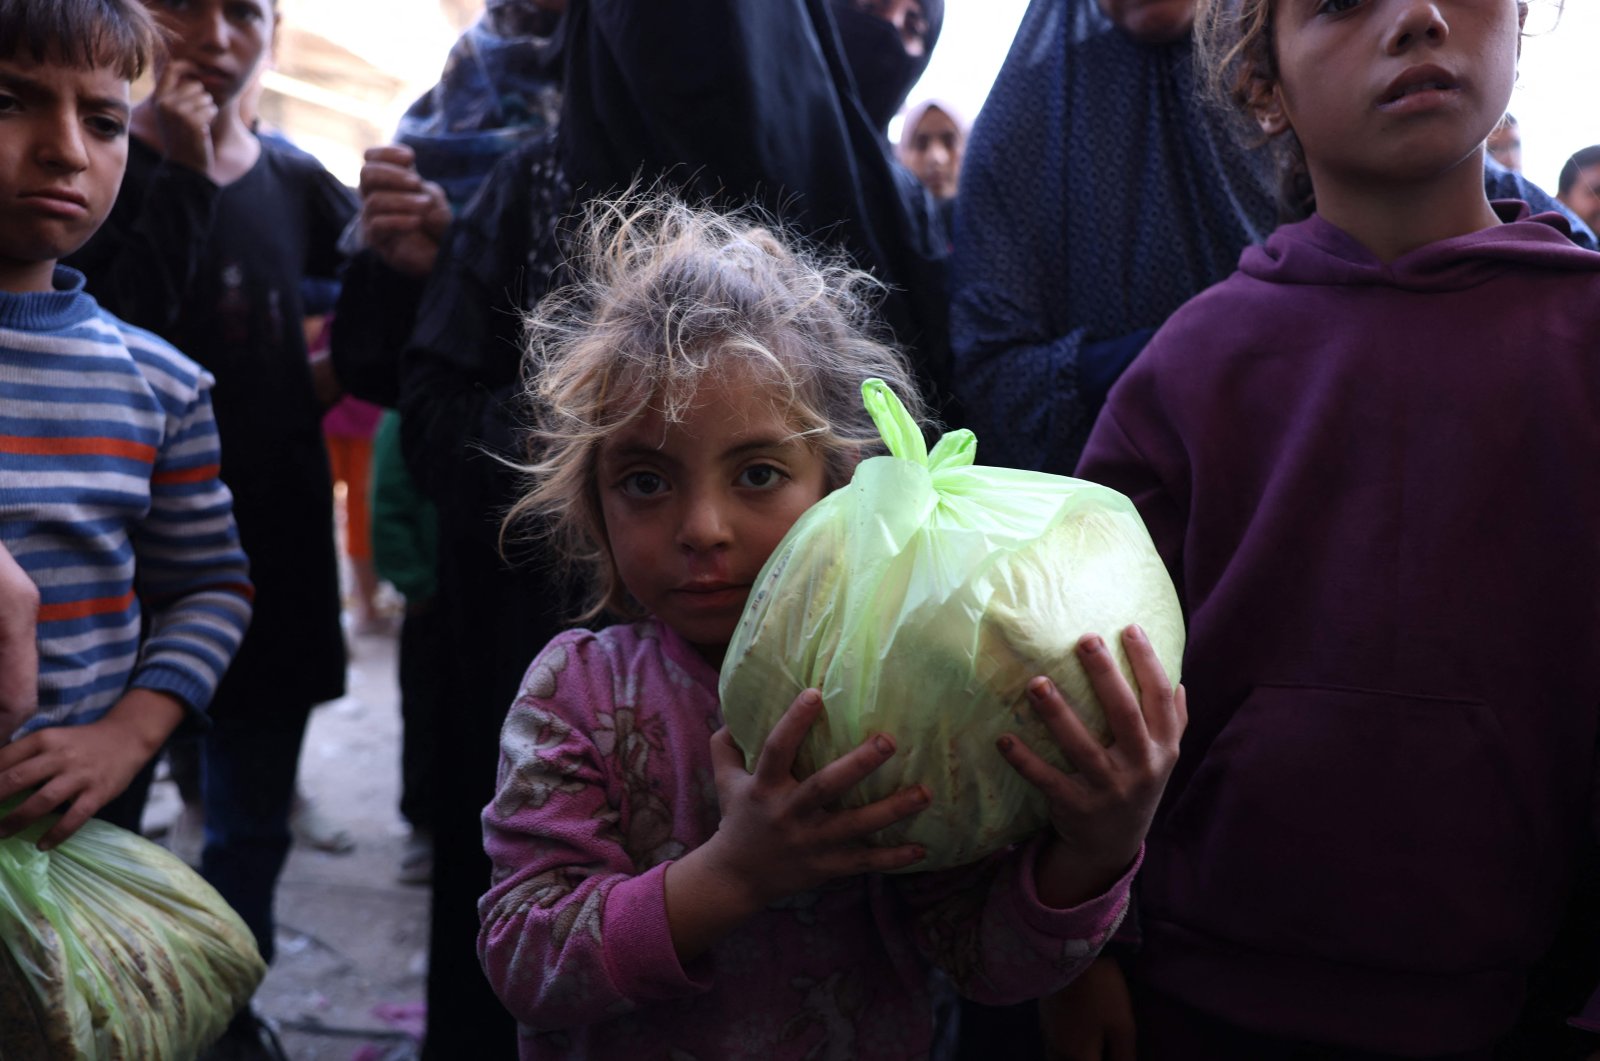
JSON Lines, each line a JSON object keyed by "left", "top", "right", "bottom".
{"left": 1148, "top": 683, "right": 1536, "bottom": 971}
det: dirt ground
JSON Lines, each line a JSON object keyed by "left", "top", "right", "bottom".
{"left": 144, "top": 624, "right": 429, "bottom": 1061}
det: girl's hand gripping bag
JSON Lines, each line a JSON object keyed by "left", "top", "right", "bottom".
{"left": 719, "top": 379, "right": 1185, "bottom": 872}
{"left": 0, "top": 798, "right": 266, "bottom": 1059}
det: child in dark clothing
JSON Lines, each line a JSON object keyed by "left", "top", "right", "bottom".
{"left": 1064, "top": 1, "right": 1600, "bottom": 1058}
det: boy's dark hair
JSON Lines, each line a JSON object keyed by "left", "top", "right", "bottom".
{"left": 0, "top": 0, "right": 163, "bottom": 82}
{"left": 1559, "top": 146, "right": 1600, "bottom": 197}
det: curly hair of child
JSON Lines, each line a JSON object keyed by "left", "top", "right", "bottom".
{"left": 502, "top": 194, "right": 927, "bottom": 621}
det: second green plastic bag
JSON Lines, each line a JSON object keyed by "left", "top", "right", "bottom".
{"left": 0, "top": 799, "right": 266, "bottom": 1059}
{"left": 719, "top": 379, "right": 1185, "bottom": 872}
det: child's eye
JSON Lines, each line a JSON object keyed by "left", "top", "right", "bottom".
{"left": 619, "top": 471, "right": 668, "bottom": 499}
{"left": 737, "top": 464, "right": 788, "bottom": 491}
{"left": 86, "top": 115, "right": 127, "bottom": 139}
{"left": 1316, "top": 0, "right": 1363, "bottom": 13}
{"left": 0, "top": 93, "right": 20, "bottom": 116}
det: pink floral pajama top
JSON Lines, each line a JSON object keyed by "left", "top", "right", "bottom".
{"left": 479, "top": 618, "right": 1133, "bottom": 1060}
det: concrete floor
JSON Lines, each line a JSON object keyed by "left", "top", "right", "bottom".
{"left": 144, "top": 624, "right": 429, "bottom": 1061}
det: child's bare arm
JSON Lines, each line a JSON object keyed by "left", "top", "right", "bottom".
{"left": 0, "top": 544, "right": 40, "bottom": 740}
{"left": 663, "top": 690, "right": 930, "bottom": 961}
{"left": 999, "top": 626, "right": 1185, "bottom": 909}
{"left": 0, "top": 688, "right": 185, "bottom": 848}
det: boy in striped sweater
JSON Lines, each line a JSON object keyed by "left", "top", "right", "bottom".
{"left": 0, "top": 0, "right": 252, "bottom": 849}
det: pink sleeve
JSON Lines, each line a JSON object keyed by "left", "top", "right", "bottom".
{"left": 889, "top": 836, "right": 1138, "bottom": 1006}
{"left": 1571, "top": 987, "right": 1600, "bottom": 1035}
{"left": 477, "top": 635, "right": 711, "bottom": 1032}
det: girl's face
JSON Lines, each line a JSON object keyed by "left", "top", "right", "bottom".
{"left": 145, "top": 0, "right": 273, "bottom": 107}
{"left": 903, "top": 107, "right": 964, "bottom": 200}
{"left": 597, "top": 366, "right": 830, "bottom": 665}
{"left": 1262, "top": 0, "right": 1519, "bottom": 193}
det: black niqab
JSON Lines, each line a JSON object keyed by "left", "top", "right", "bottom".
{"left": 556, "top": 0, "right": 954, "bottom": 414}
{"left": 829, "top": 0, "right": 943, "bottom": 134}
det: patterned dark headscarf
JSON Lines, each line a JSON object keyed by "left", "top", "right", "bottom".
{"left": 394, "top": 0, "right": 565, "bottom": 208}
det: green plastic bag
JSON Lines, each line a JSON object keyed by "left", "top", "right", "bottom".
{"left": 719, "top": 379, "right": 1185, "bottom": 872}
{"left": 0, "top": 798, "right": 265, "bottom": 1059}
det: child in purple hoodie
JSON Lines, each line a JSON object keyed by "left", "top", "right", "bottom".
{"left": 476, "top": 197, "right": 1187, "bottom": 1060}
{"left": 1066, "top": 1, "right": 1600, "bottom": 1058}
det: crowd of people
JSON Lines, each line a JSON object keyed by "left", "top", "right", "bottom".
{"left": 2, "top": 0, "right": 1600, "bottom": 1059}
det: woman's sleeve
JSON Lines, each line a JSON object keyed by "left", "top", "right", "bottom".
{"left": 330, "top": 253, "right": 426, "bottom": 408}
{"left": 478, "top": 635, "right": 713, "bottom": 1031}
{"left": 67, "top": 161, "right": 220, "bottom": 333}
{"left": 950, "top": 104, "right": 1156, "bottom": 474}
{"left": 396, "top": 145, "right": 547, "bottom": 540}
{"left": 303, "top": 160, "right": 359, "bottom": 281}
{"left": 887, "top": 838, "right": 1138, "bottom": 1005}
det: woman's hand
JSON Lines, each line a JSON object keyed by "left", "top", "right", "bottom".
{"left": 999, "top": 625, "right": 1185, "bottom": 908}
{"left": 663, "top": 689, "right": 927, "bottom": 960}
{"left": 357, "top": 144, "right": 453, "bottom": 277}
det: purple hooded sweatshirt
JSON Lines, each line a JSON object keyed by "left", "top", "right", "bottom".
{"left": 1077, "top": 204, "right": 1600, "bottom": 1055}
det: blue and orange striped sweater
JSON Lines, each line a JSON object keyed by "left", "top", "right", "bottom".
{"left": 0, "top": 266, "right": 252, "bottom": 737}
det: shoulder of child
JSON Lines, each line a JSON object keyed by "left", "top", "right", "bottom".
{"left": 513, "top": 619, "right": 713, "bottom": 723}
{"left": 515, "top": 619, "right": 670, "bottom": 701}
{"left": 104, "top": 313, "right": 209, "bottom": 397}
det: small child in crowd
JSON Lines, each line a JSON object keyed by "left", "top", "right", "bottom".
{"left": 0, "top": 0, "right": 251, "bottom": 845}
{"left": 1557, "top": 144, "right": 1600, "bottom": 236}
{"left": 1069, "top": 0, "right": 1600, "bottom": 1057}
{"left": 477, "top": 196, "right": 1185, "bottom": 1059}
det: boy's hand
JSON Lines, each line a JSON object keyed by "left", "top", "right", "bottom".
{"left": 150, "top": 61, "right": 218, "bottom": 174}
{"left": 358, "top": 144, "right": 452, "bottom": 277}
{"left": 0, "top": 545, "right": 40, "bottom": 742}
{"left": 0, "top": 689, "right": 185, "bottom": 849}
{"left": 701, "top": 690, "right": 930, "bottom": 906}
{"left": 1040, "top": 956, "right": 1136, "bottom": 1061}
{"left": 998, "top": 625, "right": 1185, "bottom": 909}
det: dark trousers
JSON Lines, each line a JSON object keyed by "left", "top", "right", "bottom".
{"left": 1132, "top": 982, "right": 1494, "bottom": 1061}
{"left": 198, "top": 701, "right": 314, "bottom": 965}
{"left": 398, "top": 601, "right": 445, "bottom": 831}
{"left": 420, "top": 537, "right": 565, "bottom": 1061}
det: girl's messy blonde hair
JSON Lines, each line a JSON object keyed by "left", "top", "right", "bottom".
{"left": 503, "top": 193, "right": 927, "bottom": 623}
{"left": 1195, "top": 0, "right": 1540, "bottom": 221}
